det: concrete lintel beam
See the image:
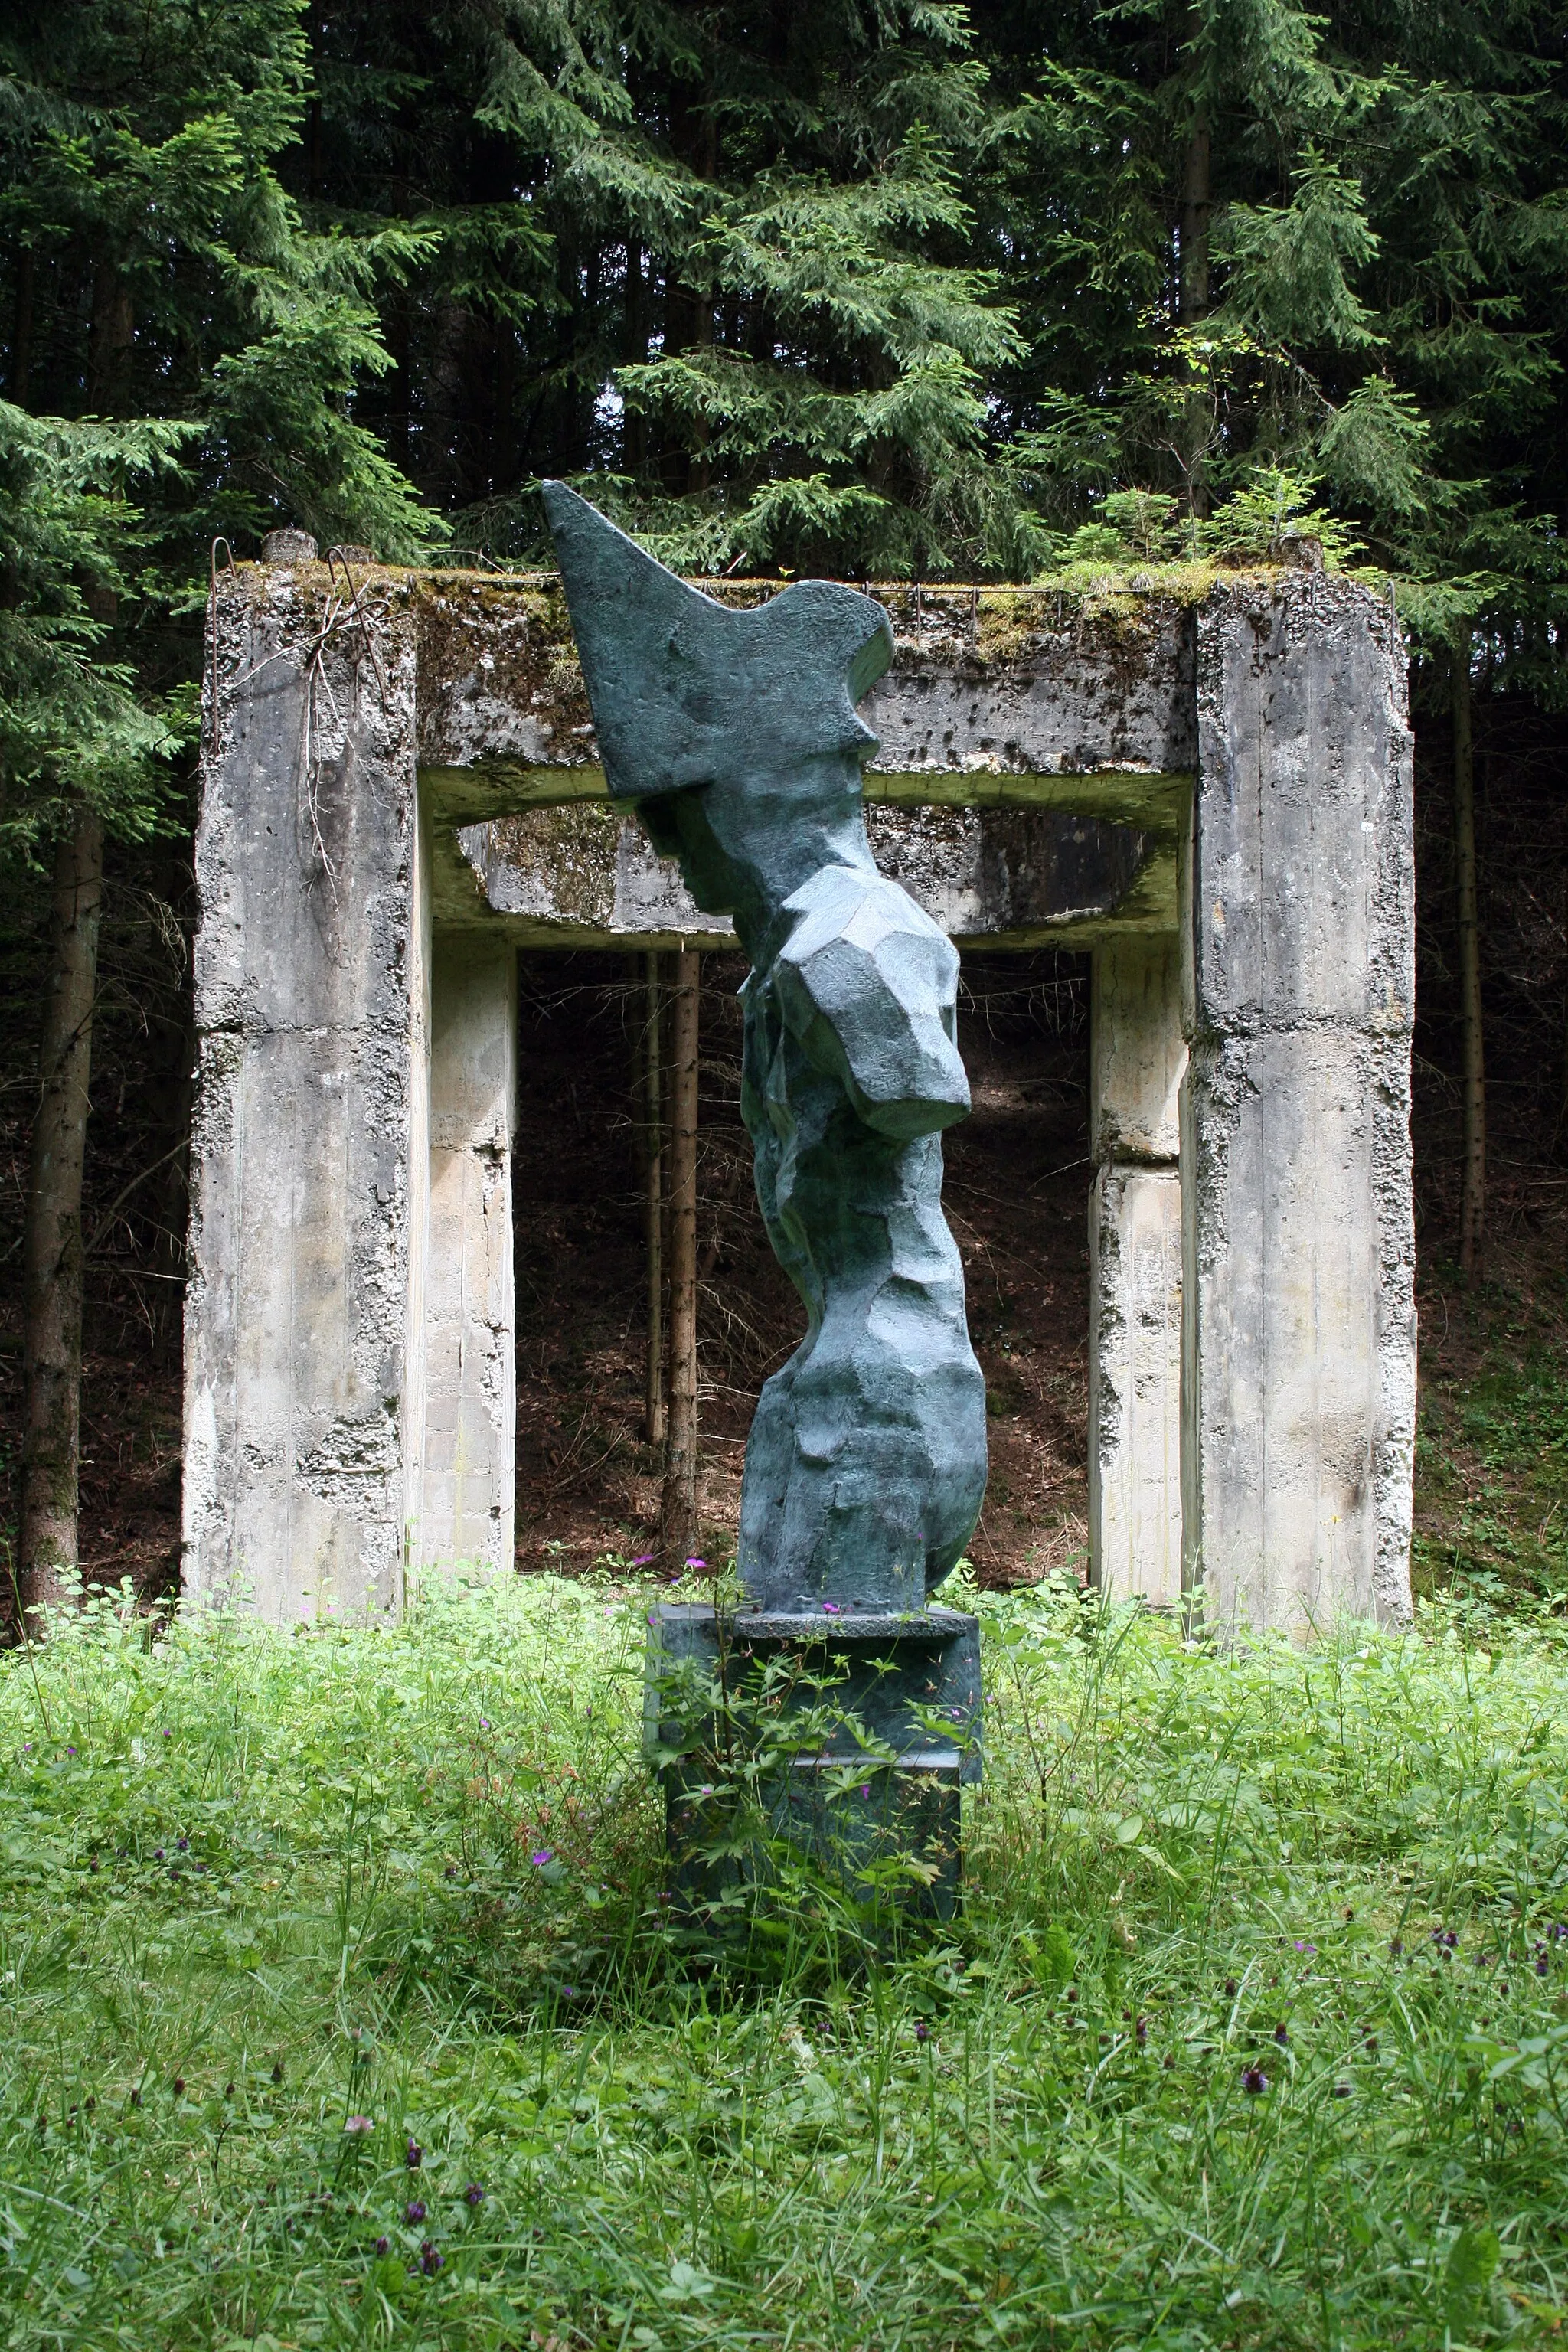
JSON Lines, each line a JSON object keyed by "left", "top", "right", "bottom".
{"left": 433, "top": 801, "right": 1181, "bottom": 948}
{"left": 418, "top": 760, "right": 1194, "bottom": 831}
{"left": 411, "top": 570, "right": 1197, "bottom": 823}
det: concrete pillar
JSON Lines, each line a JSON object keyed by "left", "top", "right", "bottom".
{"left": 183, "top": 566, "right": 425, "bottom": 1620}
{"left": 1088, "top": 935, "right": 1184, "bottom": 1605}
{"left": 418, "top": 935, "right": 517, "bottom": 1573}
{"left": 1181, "top": 574, "right": 1416, "bottom": 1635}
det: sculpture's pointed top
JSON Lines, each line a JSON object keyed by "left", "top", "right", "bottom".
{"left": 541, "top": 481, "right": 892, "bottom": 800}
{"left": 541, "top": 479, "right": 712, "bottom": 652}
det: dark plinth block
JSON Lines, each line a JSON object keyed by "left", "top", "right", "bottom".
{"left": 645, "top": 1602, "right": 981, "bottom": 1922}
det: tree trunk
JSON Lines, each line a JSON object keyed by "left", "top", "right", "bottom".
{"left": 660, "top": 952, "right": 700, "bottom": 1565}
{"left": 16, "top": 266, "right": 132, "bottom": 1627}
{"left": 1452, "top": 647, "right": 1486, "bottom": 1279}
{"left": 624, "top": 240, "right": 648, "bottom": 476}
{"left": 1179, "top": 141, "right": 1211, "bottom": 515}
{"left": 1178, "top": 7, "right": 1211, "bottom": 518}
{"left": 1559, "top": 874, "right": 1568, "bottom": 1157}
{"left": 305, "top": 2, "right": 324, "bottom": 201}
{"left": 1179, "top": 116, "right": 1211, "bottom": 325}
{"left": 19, "top": 812, "right": 106, "bottom": 1619}
{"left": 11, "top": 245, "right": 34, "bottom": 403}
{"left": 87, "top": 263, "right": 133, "bottom": 413}
{"left": 642, "top": 952, "right": 667, "bottom": 1449}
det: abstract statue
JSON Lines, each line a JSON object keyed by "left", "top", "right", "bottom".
{"left": 543, "top": 485, "right": 987, "bottom": 1612}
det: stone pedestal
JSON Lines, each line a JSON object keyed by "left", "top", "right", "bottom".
{"left": 646, "top": 1604, "right": 981, "bottom": 1921}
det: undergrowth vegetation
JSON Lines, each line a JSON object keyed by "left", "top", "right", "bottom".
{"left": 1414, "top": 1262, "right": 1568, "bottom": 1620}
{"left": 4, "top": 1575, "right": 1568, "bottom": 2349}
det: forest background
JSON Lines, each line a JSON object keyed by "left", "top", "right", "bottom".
{"left": 2, "top": 0, "right": 1567, "bottom": 1615}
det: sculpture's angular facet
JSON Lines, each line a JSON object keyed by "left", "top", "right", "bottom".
{"left": 543, "top": 485, "right": 987, "bottom": 1609}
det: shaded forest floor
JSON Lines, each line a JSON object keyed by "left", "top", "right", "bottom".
{"left": 4, "top": 951, "right": 1568, "bottom": 1616}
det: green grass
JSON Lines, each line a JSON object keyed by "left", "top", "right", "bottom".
{"left": 4, "top": 1575, "right": 1568, "bottom": 2350}
{"left": 1414, "top": 1264, "right": 1568, "bottom": 1617}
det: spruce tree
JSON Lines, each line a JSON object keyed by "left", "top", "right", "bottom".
{"left": 1, "top": 0, "right": 436, "bottom": 1611}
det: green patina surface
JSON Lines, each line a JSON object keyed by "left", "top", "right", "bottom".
{"left": 544, "top": 482, "right": 988, "bottom": 1612}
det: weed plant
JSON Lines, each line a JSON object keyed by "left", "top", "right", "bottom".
{"left": 648, "top": 1600, "right": 979, "bottom": 1948}
{"left": 2, "top": 1572, "right": 1567, "bottom": 2348}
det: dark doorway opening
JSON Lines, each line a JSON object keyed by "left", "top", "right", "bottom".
{"left": 511, "top": 946, "right": 1093, "bottom": 1586}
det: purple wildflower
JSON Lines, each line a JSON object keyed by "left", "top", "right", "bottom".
{"left": 162, "top": 1729, "right": 172, "bottom": 1740}
{"left": 465, "top": 2183, "right": 485, "bottom": 2207}
{"left": 374, "top": 2236, "right": 390, "bottom": 2256}
{"left": 632, "top": 1553, "right": 655, "bottom": 1566}
{"left": 406, "top": 2140, "right": 423, "bottom": 2170}
{"left": 479, "top": 1717, "right": 491, "bottom": 1731}
{"left": 915, "top": 2021, "right": 931, "bottom": 2043}
{"left": 529, "top": 1849, "right": 554, "bottom": 1867}
{"left": 345, "top": 2115, "right": 374, "bottom": 2135}
{"left": 1273, "top": 2024, "right": 1289, "bottom": 2045}
{"left": 1292, "top": 1940, "right": 1316, "bottom": 1954}
{"left": 1241, "top": 2066, "right": 1269, "bottom": 2095}
{"left": 822, "top": 1601, "right": 842, "bottom": 1615}
{"left": 153, "top": 1848, "right": 165, "bottom": 1861}
{"left": 685, "top": 1557, "right": 707, "bottom": 1570}
{"left": 420, "top": 2243, "right": 443, "bottom": 2276}
{"left": 859, "top": 1784, "right": 871, "bottom": 1798}
{"left": 405, "top": 2200, "right": 426, "bottom": 2224}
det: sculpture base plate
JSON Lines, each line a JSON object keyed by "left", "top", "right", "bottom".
{"left": 645, "top": 1602, "right": 981, "bottom": 1926}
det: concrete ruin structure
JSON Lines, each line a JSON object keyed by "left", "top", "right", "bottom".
{"left": 185, "top": 549, "right": 1416, "bottom": 1636}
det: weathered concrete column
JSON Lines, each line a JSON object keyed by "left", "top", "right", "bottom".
{"left": 1181, "top": 573, "right": 1416, "bottom": 1635}
{"left": 183, "top": 563, "right": 426, "bottom": 1619}
{"left": 1088, "top": 934, "right": 1185, "bottom": 1605}
{"left": 418, "top": 934, "right": 516, "bottom": 1573}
